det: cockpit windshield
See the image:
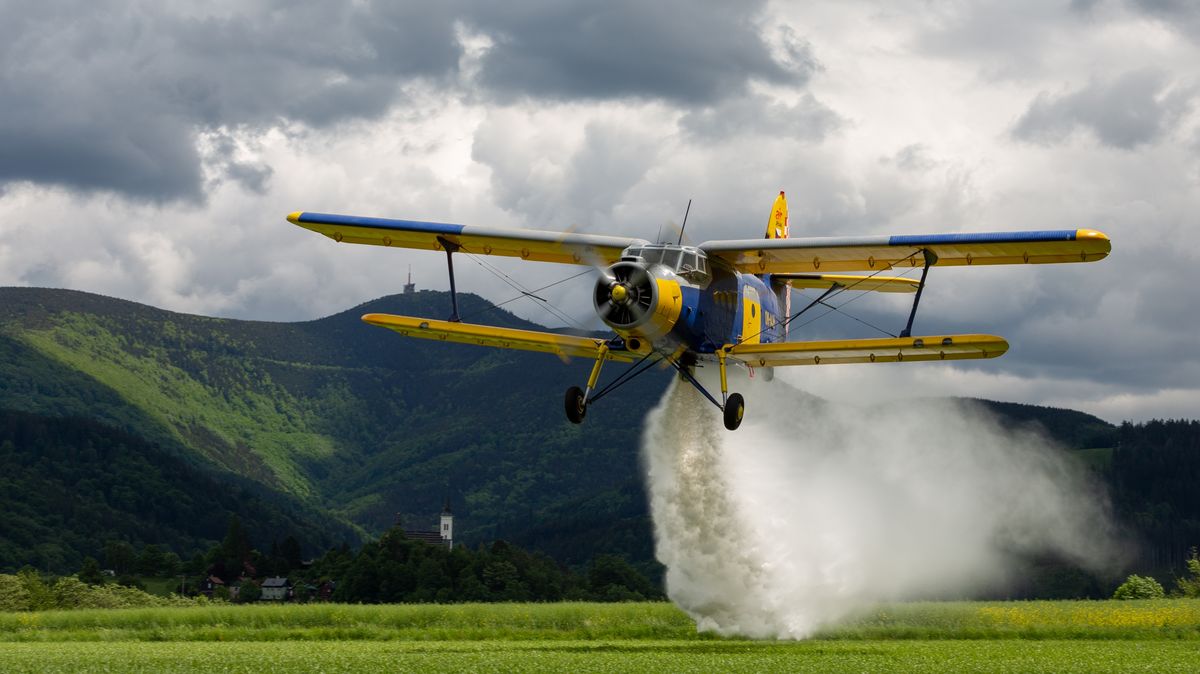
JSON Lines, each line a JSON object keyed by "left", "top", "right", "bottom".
{"left": 621, "top": 244, "right": 709, "bottom": 284}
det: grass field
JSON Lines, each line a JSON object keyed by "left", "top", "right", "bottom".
{"left": 2, "top": 600, "right": 1199, "bottom": 672}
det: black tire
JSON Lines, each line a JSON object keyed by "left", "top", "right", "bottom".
{"left": 723, "top": 393, "right": 745, "bottom": 431}
{"left": 565, "top": 386, "right": 587, "bottom": 424}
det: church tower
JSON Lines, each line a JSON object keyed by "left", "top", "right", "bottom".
{"left": 439, "top": 499, "right": 454, "bottom": 550}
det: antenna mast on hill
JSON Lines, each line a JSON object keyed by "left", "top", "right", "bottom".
{"left": 403, "top": 265, "right": 416, "bottom": 294}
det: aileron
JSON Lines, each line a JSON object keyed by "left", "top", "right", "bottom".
{"left": 727, "top": 334, "right": 1008, "bottom": 368}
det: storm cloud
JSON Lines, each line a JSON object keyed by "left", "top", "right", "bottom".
{"left": 1, "top": 1, "right": 1198, "bottom": 422}
{"left": 465, "top": 0, "right": 813, "bottom": 104}
{"left": 0, "top": 0, "right": 798, "bottom": 202}
{"left": 1013, "top": 70, "right": 1193, "bottom": 149}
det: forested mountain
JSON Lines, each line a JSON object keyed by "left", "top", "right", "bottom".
{"left": 0, "top": 287, "right": 664, "bottom": 573}
{"left": 0, "top": 409, "right": 355, "bottom": 571}
{"left": 0, "top": 287, "right": 1195, "bottom": 588}
{"left": 1108, "top": 420, "right": 1200, "bottom": 572}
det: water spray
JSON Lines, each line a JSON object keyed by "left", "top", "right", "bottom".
{"left": 643, "top": 369, "right": 1120, "bottom": 639}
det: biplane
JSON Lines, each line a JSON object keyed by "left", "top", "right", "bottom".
{"left": 288, "top": 192, "right": 1110, "bottom": 430}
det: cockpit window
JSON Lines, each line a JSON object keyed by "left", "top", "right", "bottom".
{"left": 620, "top": 244, "right": 711, "bottom": 285}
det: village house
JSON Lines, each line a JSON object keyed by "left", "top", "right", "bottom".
{"left": 261, "top": 576, "right": 291, "bottom": 601}
{"left": 199, "top": 575, "right": 225, "bottom": 597}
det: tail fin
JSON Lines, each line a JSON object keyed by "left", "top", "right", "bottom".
{"left": 765, "top": 191, "right": 791, "bottom": 341}
{"left": 765, "top": 190, "right": 788, "bottom": 239}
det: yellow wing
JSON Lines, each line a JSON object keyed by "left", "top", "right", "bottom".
{"left": 361, "top": 313, "right": 641, "bottom": 362}
{"left": 726, "top": 334, "right": 1008, "bottom": 367}
{"left": 774, "top": 273, "right": 920, "bottom": 293}
{"left": 701, "top": 230, "right": 1110, "bottom": 273}
{"left": 289, "top": 212, "right": 647, "bottom": 266}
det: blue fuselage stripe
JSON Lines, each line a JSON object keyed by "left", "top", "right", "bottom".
{"left": 299, "top": 212, "right": 466, "bottom": 236}
{"left": 888, "top": 230, "right": 1077, "bottom": 245}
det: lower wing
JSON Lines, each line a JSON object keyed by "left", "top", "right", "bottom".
{"left": 726, "top": 334, "right": 1008, "bottom": 367}
{"left": 362, "top": 314, "right": 640, "bottom": 362}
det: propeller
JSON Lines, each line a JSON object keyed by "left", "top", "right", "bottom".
{"left": 594, "top": 261, "right": 656, "bottom": 328}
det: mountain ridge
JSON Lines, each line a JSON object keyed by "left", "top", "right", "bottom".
{"left": 0, "top": 286, "right": 1124, "bottom": 574}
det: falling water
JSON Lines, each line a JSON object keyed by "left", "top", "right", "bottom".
{"left": 642, "top": 370, "right": 1120, "bottom": 638}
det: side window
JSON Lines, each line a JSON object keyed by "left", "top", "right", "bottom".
{"left": 662, "top": 248, "right": 682, "bottom": 269}
{"left": 682, "top": 251, "right": 698, "bottom": 271}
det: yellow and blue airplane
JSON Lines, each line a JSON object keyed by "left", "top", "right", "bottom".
{"left": 288, "top": 192, "right": 1110, "bottom": 430}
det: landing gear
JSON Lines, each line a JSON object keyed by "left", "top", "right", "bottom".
{"left": 563, "top": 344, "right": 610, "bottom": 425}
{"left": 717, "top": 349, "right": 744, "bottom": 431}
{"left": 723, "top": 392, "right": 745, "bottom": 431}
{"left": 666, "top": 348, "right": 746, "bottom": 431}
{"left": 565, "top": 386, "right": 587, "bottom": 424}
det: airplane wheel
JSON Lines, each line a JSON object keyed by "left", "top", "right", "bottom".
{"left": 565, "top": 386, "right": 587, "bottom": 424}
{"left": 723, "top": 393, "right": 745, "bottom": 431}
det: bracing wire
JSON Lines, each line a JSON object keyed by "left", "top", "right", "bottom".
{"left": 456, "top": 248, "right": 590, "bottom": 329}
{"left": 457, "top": 267, "right": 597, "bottom": 324}
{"left": 739, "top": 249, "right": 926, "bottom": 343}
{"left": 788, "top": 254, "right": 926, "bottom": 336}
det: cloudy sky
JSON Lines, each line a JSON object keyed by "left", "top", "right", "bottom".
{"left": 1, "top": 0, "right": 1197, "bottom": 422}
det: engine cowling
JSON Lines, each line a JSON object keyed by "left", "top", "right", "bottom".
{"left": 593, "top": 261, "right": 682, "bottom": 350}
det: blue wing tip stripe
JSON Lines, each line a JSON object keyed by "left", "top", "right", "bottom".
{"left": 297, "top": 212, "right": 466, "bottom": 236}
{"left": 889, "top": 230, "right": 1077, "bottom": 246}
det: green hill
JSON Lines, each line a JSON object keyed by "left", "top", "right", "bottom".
{"left": 0, "top": 287, "right": 665, "bottom": 572}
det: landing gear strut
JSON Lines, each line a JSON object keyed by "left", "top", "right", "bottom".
{"left": 667, "top": 348, "right": 744, "bottom": 431}
{"left": 716, "top": 349, "right": 743, "bottom": 431}
{"left": 564, "top": 342, "right": 745, "bottom": 431}
{"left": 564, "top": 343, "right": 609, "bottom": 425}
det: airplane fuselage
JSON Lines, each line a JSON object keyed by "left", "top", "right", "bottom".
{"left": 594, "top": 243, "right": 787, "bottom": 359}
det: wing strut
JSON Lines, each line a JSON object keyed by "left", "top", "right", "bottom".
{"left": 899, "top": 249, "right": 937, "bottom": 338}
{"left": 437, "top": 236, "right": 462, "bottom": 322}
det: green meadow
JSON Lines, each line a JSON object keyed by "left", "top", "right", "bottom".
{"left": 2, "top": 601, "right": 1200, "bottom": 672}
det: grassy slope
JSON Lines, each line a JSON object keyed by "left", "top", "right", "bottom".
{"left": 3, "top": 641, "right": 1197, "bottom": 674}
{"left": 3, "top": 600, "right": 1199, "bottom": 641}
{"left": 2, "top": 602, "right": 1199, "bottom": 673}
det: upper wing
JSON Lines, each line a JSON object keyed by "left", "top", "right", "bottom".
{"left": 701, "top": 229, "right": 1110, "bottom": 274}
{"left": 726, "top": 334, "right": 1008, "bottom": 367}
{"left": 362, "top": 313, "right": 641, "bottom": 362}
{"left": 289, "top": 212, "right": 648, "bottom": 266}
{"left": 773, "top": 273, "right": 920, "bottom": 293}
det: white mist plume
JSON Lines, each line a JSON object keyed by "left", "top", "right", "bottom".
{"left": 643, "top": 370, "right": 1120, "bottom": 639}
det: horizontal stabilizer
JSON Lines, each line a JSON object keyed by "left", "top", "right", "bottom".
{"left": 361, "top": 313, "right": 640, "bottom": 362}
{"left": 727, "top": 334, "right": 1008, "bottom": 368}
